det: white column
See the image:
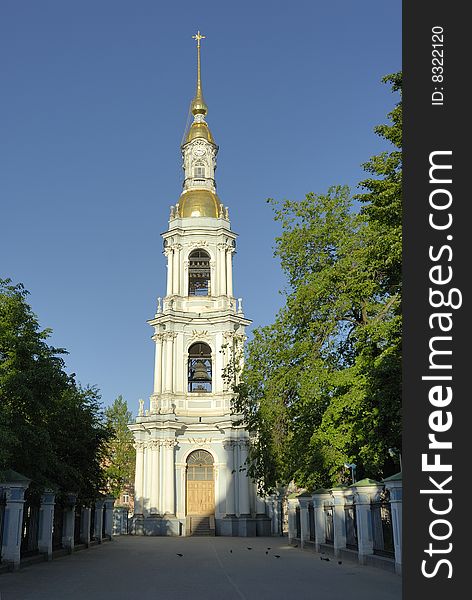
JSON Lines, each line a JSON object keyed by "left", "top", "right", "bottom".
{"left": 209, "top": 260, "right": 216, "bottom": 296}
{"left": 164, "top": 332, "right": 173, "bottom": 393}
{"left": 298, "top": 496, "right": 311, "bottom": 548}
{"left": 37, "top": 489, "right": 56, "bottom": 559}
{"left": 213, "top": 464, "right": 222, "bottom": 517}
{"left": 103, "top": 497, "right": 115, "bottom": 538}
{"left": 331, "top": 488, "right": 348, "bottom": 556}
{"left": 153, "top": 335, "right": 163, "bottom": 395}
{"left": 150, "top": 441, "right": 159, "bottom": 514}
{"left": 134, "top": 442, "right": 145, "bottom": 515}
{"left": 94, "top": 500, "right": 104, "bottom": 542}
{"left": 173, "top": 244, "right": 181, "bottom": 295}
{"left": 238, "top": 441, "right": 250, "bottom": 515}
{"left": 312, "top": 492, "right": 330, "bottom": 552}
{"left": 287, "top": 498, "right": 298, "bottom": 544}
{"left": 176, "top": 463, "right": 186, "bottom": 519}
{"left": 384, "top": 477, "right": 403, "bottom": 575}
{"left": 79, "top": 507, "right": 91, "bottom": 546}
{"left": 255, "top": 493, "right": 266, "bottom": 516}
{"left": 1, "top": 479, "right": 31, "bottom": 569}
{"left": 143, "top": 443, "right": 153, "bottom": 514}
{"left": 62, "top": 494, "right": 77, "bottom": 552}
{"left": 224, "top": 441, "right": 235, "bottom": 515}
{"left": 218, "top": 245, "right": 226, "bottom": 295}
{"left": 159, "top": 441, "right": 164, "bottom": 514}
{"left": 165, "top": 249, "right": 173, "bottom": 295}
{"left": 163, "top": 440, "right": 176, "bottom": 515}
{"left": 352, "top": 483, "right": 384, "bottom": 565}
{"left": 226, "top": 248, "right": 233, "bottom": 297}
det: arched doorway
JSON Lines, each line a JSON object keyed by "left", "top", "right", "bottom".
{"left": 186, "top": 450, "right": 215, "bottom": 516}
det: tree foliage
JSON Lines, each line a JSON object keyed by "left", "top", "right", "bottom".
{"left": 103, "top": 395, "right": 135, "bottom": 499}
{"left": 0, "top": 278, "right": 111, "bottom": 502}
{"left": 231, "top": 73, "right": 402, "bottom": 493}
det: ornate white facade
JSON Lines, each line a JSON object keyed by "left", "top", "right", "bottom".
{"left": 129, "top": 33, "right": 270, "bottom": 536}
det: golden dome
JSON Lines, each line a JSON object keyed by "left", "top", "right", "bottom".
{"left": 178, "top": 189, "right": 221, "bottom": 218}
{"left": 184, "top": 120, "right": 215, "bottom": 145}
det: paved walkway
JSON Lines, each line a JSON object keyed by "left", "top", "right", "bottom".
{"left": 0, "top": 536, "right": 401, "bottom": 600}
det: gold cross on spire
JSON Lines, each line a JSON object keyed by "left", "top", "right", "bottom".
{"left": 192, "top": 30, "right": 206, "bottom": 48}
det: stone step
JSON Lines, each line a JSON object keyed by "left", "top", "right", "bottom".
{"left": 189, "top": 516, "right": 215, "bottom": 536}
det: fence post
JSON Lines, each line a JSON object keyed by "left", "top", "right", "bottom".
{"left": 37, "top": 489, "right": 56, "bottom": 560}
{"left": 331, "top": 486, "right": 348, "bottom": 557}
{"left": 297, "top": 494, "right": 311, "bottom": 549}
{"left": 0, "top": 471, "right": 31, "bottom": 570}
{"left": 287, "top": 498, "right": 298, "bottom": 544}
{"left": 103, "top": 496, "right": 115, "bottom": 539}
{"left": 62, "top": 492, "right": 77, "bottom": 553}
{"left": 94, "top": 499, "right": 105, "bottom": 543}
{"left": 383, "top": 472, "right": 402, "bottom": 575}
{"left": 312, "top": 489, "right": 331, "bottom": 553}
{"left": 351, "top": 479, "right": 383, "bottom": 565}
{"left": 268, "top": 493, "right": 282, "bottom": 536}
{"left": 80, "top": 507, "right": 92, "bottom": 546}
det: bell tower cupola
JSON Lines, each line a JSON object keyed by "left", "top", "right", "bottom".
{"left": 178, "top": 31, "right": 222, "bottom": 219}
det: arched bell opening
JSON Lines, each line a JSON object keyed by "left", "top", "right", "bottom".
{"left": 188, "top": 249, "right": 210, "bottom": 296}
{"left": 186, "top": 450, "right": 215, "bottom": 517}
{"left": 188, "top": 342, "right": 212, "bottom": 393}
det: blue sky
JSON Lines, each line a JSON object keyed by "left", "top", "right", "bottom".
{"left": 1, "top": 1, "right": 401, "bottom": 415}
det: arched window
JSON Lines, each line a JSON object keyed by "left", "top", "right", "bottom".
{"left": 188, "top": 342, "right": 212, "bottom": 392}
{"left": 194, "top": 165, "right": 205, "bottom": 178}
{"left": 188, "top": 249, "right": 210, "bottom": 296}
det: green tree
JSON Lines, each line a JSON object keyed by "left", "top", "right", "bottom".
{"left": 231, "top": 73, "right": 402, "bottom": 493}
{"left": 0, "top": 278, "right": 111, "bottom": 501}
{"left": 103, "top": 395, "right": 135, "bottom": 499}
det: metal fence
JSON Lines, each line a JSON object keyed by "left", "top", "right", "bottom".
{"left": 308, "top": 503, "right": 315, "bottom": 541}
{"left": 324, "top": 505, "right": 334, "bottom": 544}
{"left": 52, "top": 503, "right": 64, "bottom": 550}
{"left": 295, "top": 506, "right": 301, "bottom": 539}
{"left": 371, "top": 493, "right": 394, "bottom": 557}
{"left": 113, "top": 507, "right": 129, "bottom": 535}
{"left": 74, "top": 507, "right": 82, "bottom": 545}
{"left": 344, "top": 502, "right": 358, "bottom": 549}
{"left": 0, "top": 492, "right": 6, "bottom": 558}
{"left": 20, "top": 489, "right": 40, "bottom": 557}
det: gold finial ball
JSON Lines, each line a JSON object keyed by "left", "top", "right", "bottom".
{"left": 191, "top": 97, "right": 208, "bottom": 116}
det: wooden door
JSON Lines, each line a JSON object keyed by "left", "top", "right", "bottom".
{"left": 187, "top": 479, "right": 215, "bottom": 515}
{"left": 186, "top": 450, "right": 215, "bottom": 515}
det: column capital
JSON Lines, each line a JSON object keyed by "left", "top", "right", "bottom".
{"left": 162, "top": 438, "right": 178, "bottom": 448}
{"left": 103, "top": 496, "right": 116, "bottom": 510}
{"left": 330, "top": 486, "right": 350, "bottom": 505}
{"left": 350, "top": 480, "right": 384, "bottom": 504}
{"left": 297, "top": 495, "right": 311, "bottom": 509}
{"left": 40, "top": 489, "right": 57, "bottom": 505}
{"left": 222, "top": 440, "right": 237, "bottom": 449}
{"left": 383, "top": 477, "right": 402, "bottom": 502}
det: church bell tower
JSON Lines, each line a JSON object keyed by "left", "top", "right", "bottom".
{"left": 129, "top": 33, "right": 270, "bottom": 537}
